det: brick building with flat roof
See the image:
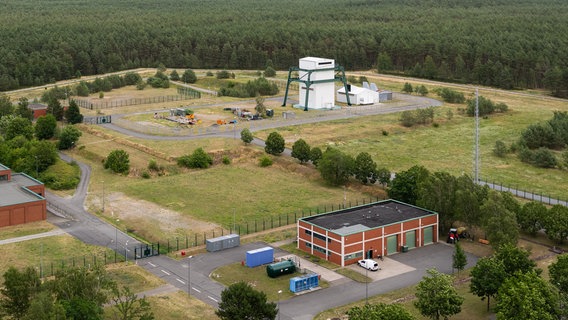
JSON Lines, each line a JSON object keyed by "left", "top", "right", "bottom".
{"left": 297, "top": 199, "right": 438, "bottom": 266}
{"left": 0, "top": 163, "right": 46, "bottom": 227}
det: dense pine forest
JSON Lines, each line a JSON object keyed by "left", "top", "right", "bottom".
{"left": 1, "top": 0, "right": 568, "bottom": 96}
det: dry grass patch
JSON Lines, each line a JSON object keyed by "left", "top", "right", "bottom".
{"left": 106, "top": 264, "right": 166, "bottom": 293}
{"left": 146, "top": 291, "right": 218, "bottom": 320}
{"left": 0, "top": 221, "right": 55, "bottom": 240}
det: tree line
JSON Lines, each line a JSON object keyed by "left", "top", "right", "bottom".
{"left": 1, "top": 0, "right": 568, "bottom": 96}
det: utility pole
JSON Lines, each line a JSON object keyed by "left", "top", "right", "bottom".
{"left": 474, "top": 88, "right": 480, "bottom": 184}
{"left": 102, "top": 181, "right": 105, "bottom": 212}
{"left": 187, "top": 256, "right": 193, "bottom": 297}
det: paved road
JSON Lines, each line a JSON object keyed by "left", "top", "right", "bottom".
{"left": 46, "top": 153, "right": 143, "bottom": 258}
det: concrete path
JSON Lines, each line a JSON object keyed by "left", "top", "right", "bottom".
{"left": 0, "top": 229, "right": 67, "bottom": 245}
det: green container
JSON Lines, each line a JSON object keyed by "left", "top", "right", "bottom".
{"left": 402, "top": 245, "right": 409, "bottom": 253}
{"left": 266, "top": 260, "right": 296, "bottom": 278}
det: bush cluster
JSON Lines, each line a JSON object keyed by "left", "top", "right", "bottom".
{"left": 399, "top": 107, "right": 435, "bottom": 127}
{"left": 218, "top": 78, "right": 278, "bottom": 98}
{"left": 466, "top": 95, "right": 508, "bottom": 117}
{"left": 435, "top": 88, "right": 465, "bottom": 103}
{"left": 177, "top": 147, "right": 213, "bottom": 169}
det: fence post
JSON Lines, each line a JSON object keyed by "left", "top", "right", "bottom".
{"left": 176, "top": 238, "right": 179, "bottom": 251}
{"left": 194, "top": 234, "right": 197, "bottom": 247}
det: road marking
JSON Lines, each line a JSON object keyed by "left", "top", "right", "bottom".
{"left": 161, "top": 270, "right": 171, "bottom": 276}
{"left": 176, "top": 278, "right": 185, "bottom": 285}
{"left": 192, "top": 287, "right": 201, "bottom": 293}
{"left": 148, "top": 262, "right": 156, "bottom": 267}
{"left": 208, "top": 296, "right": 218, "bottom": 302}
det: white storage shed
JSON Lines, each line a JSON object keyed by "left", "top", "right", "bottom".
{"left": 336, "top": 85, "right": 379, "bottom": 105}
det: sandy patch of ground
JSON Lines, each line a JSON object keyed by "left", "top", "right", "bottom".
{"left": 101, "top": 192, "right": 221, "bottom": 235}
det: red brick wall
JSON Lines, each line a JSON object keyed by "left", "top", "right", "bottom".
{"left": 0, "top": 200, "right": 47, "bottom": 228}
{"left": 384, "top": 224, "right": 400, "bottom": 236}
{"left": 344, "top": 232, "right": 362, "bottom": 245}
{"left": 403, "top": 219, "right": 419, "bottom": 231}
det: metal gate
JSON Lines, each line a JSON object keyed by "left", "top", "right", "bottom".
{"left": 424, "top": 226, "right": 433, "bottom": 245}
{"left": 387, "top": 235, "right": 398, "bottom": 255}
{"left": 134, "top": 243, "right": 160, "bottom": 260}
{"left": 405, "top": 231, "right": 416, "bottom": 249}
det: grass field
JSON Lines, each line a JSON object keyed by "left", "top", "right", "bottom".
{"left": 254, "top": 79, "right": 568, "bottom": 200}
{"left": 212, "top": 262, "right": 329, "bottom": 302}
{"left": 0, "top": 233, "right": 115, "bottom": 277}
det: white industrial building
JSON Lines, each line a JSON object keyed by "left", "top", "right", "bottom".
{"left": 336, "top": 85, "right": 379, "bottom": 105}
{"left": 298, "top": 57, "right": 336, "bottom": 110}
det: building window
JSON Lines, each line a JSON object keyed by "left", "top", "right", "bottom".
{"left": 313, "top": 244, "right": 328, "bottom": 255}
{"left": 305, "top": 242, "right": 312, "bottom": 248}
{"left": 344, "top": 252, "right": 363, "bottom": 261}
{"left": 312, "top": 232, "right": 332, "bottom": 243}
{"left": 305, "top": 230, "right": 312, "bottom": 236}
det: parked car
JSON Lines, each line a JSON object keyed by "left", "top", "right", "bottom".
{"left": 357, "top": 259, "right": 380, "bottom": 271}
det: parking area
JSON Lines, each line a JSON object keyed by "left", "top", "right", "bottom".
{"left": 347, "top": 256, "right": 416, "bottom": 281}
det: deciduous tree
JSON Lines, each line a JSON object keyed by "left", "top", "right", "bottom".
{"left": 497, "top": 271, "right": 558, "bottom": 320}
{"left": 388, "top": 165, "right": 429, "bottom": 205}
{"left": 0, "top": 266, "right": 41, "bottom": 319}
{"left": 216, "top": 282, "right": 277, "bottom": 320}
{"left": 104, "top": 149, "right": 130, "bottom": 174}
{"left": 414, "top": 269, "right": 464, "bottom": 320}
{"left": 58, "top": 125, "right": 82, "bottom": 150}
{"left": 317, "top": 147, "right": 354, "bottom": 186}
{"left": 470, "top": 257, "right": 507, "bottom": 311}
{"left": 35, "top": 114, "right": 57, "bottom": 140}
{"left": 354, "top": 152, "right": 378, "bottom": 184}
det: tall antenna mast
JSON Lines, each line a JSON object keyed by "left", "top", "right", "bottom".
{"left": 474, "top": 88, "right": 480, "bottom": 184}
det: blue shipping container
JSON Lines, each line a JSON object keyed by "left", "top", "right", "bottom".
{"left": 246, "top": 247, "right": 274, "bottom": 267}
{"left": 289, "top": 274, "right": 319, "bottom": 293}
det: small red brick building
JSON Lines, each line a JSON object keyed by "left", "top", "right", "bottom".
{"left": 28, "top": 103, "right": 48, "bottom": 119}
{"left": 0, "top": 163, "right": 46, "bottom": 227}
{"left": 297, "top": 199, "right": 438, "bottom": 266}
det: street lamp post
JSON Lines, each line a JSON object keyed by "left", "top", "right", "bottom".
{"left": 125, "top": 240, "right": 129, "bottom": 264}
{"left": 277, "top": 290, "right": 282, "bottom": 320}
{"left": 365, "top": 267, "right": 369, "bottom": 305}
{"left": 187, "top": 256, "right": 193, "bottom": 297}
{"left": 102, "top": 181, "right": 105, "bottom": 212}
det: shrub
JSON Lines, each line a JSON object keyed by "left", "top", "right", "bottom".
{"left": 141, "top": 171, "right": 151, "bottom": 179}
{"left": 493, "top": 140, "right": 508, "bottom": 157}
{"left": 259, "top": 155, "right": 273, "bottom": 167}
{"left": 436, "top": 88, "right": 465, "bottom": 103}
{"left": 265, "top": 131, "right": 285, "bottom": 155}
{"left": 264, "top": 66, "right": 276, "bottom": 77}
{"left": 400, "top": 110, "right": 416, "bottom": 127}
{"left": 518, "top": 146, "right": 558, "bottom": 168}
{"left": 104, "top": 149, "right": 130, "bottom": 174}
{"left": 466, "top": 95, "right": 507, "bottom": 117}
{"left": 186, "top": 148, "right": 213, "bottom": 169}
{"left": 222, "top": 156, "right": 231, "bottom": 165}
{"left": 310, "top": 147, "right": 323, "bottom": 166}
{"left": 240, "top": 128, "right": 253, "bottom": 144}
{"left": 216, "top": 70, "right": 231, "bottom": 79}
{"left": 381, "top": 130, "right": 389, "bottom": 136}
{"left": 432, "top": 122, "right": 439, "bottom": 128}
{"left": 402, "top": 82, "right": 413, "bottom": 93}
{"left": 206, "top": 71, "right": 214, "bottom": 77}
{"left": 148, "top": 159, "right": 159, "bottom": 171}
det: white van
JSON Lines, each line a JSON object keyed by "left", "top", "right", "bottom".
{"left": 357, "top": 259, "right": 380, "bottom": 271}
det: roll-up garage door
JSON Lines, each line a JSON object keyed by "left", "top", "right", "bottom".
{"left": 405, "top": 231, "right": 416, "bottom": 249}
{"left": 387, "top": 235, "right": 398, "bottom": 254}
{"left": 424, "top": 226, "right": 433, "bottom": 245}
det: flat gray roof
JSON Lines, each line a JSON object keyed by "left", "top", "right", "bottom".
{"left": 0, "top": 182, "right": 44, "bottom": 206}
{"left": 301, "top": 200, "right": 436, "bottom": 235}
{"left": 0, "top": 167, "right": 44, "bottom": 207}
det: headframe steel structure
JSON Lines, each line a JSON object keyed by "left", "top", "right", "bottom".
{"left": 281, "top": 65, "right": 351, "bottom": 111}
